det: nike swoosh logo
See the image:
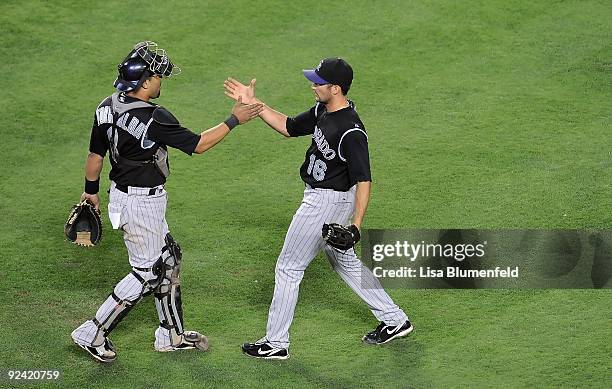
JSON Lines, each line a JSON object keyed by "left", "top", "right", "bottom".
{"left": 385, "top": 326, "right": 401, "bottom": 335}
{"left": 257, "top": 348, "right": 281, "bottom": 356}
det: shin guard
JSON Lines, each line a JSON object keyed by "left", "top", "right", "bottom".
{"left": 154, "top": 233, "right": 185, "bottom": 346}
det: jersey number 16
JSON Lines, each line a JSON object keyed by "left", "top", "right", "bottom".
{"left": 307, "top": 154, "right": 327, "bottom": 181}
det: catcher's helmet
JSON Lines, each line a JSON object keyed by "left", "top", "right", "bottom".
{"left": 114, "top": 41, "right": 181, "bottom": 92}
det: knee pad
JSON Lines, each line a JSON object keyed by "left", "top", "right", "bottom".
{"left": 165, "top": 232, "right": 182, "bottom": 264}
{"left": 154, "top": 233, "right": 185, "bottom": 345}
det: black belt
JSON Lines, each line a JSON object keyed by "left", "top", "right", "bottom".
{"left": 115, "top": 184, "right": 159, "bottom": 195}
{"left": 133, "top": 266, "right": 153, "bottom": 273}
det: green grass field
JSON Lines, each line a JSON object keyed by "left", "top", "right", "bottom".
{"left": 1, "top": 0, "right": 611, "bottom": 387}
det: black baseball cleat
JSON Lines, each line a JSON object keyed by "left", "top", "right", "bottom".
{"left": 241, "top": 340, "right": 289, "bottom": 360}
{"left": 362, "top": 320, "right": 414, "bottom": 345}
{"left": 72, "top": 337, "right": 116, "bottom": 363}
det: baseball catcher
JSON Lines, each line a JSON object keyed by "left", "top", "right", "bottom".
{"left": 70, "top": 41, "right": 262, "bottom": 363}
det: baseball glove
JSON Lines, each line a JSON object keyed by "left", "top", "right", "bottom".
{"left": 322, "top": 223, "right": 360, "bottom": 251}
{"left": 64, "top": 200, "right": 102, "bottom": 247}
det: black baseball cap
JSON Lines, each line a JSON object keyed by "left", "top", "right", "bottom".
{"left": 303, "top": 57, "right": 353, "bottom": 94}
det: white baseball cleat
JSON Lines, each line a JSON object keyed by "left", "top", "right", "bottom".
{"left": 155, "top": 330, "right": 209, "bottom": 352}
{"left": 71, "top": 335, "right": 116, "bottom": 363}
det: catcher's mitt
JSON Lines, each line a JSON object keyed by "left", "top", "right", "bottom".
{"left": 322, "top": 223, "right": 360, "bottom": 251}
{"left": 64, "top": 200, "right": 102, "bottom": 247}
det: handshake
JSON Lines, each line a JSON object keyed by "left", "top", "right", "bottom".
{"left": 224, "top": 77, "right": 264, "bottom": 126}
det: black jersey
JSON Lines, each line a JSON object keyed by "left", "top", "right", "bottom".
{"left": 89, "top": 93, "right": 200, "bottom": 187}
{"left": 286, "top": 102, "right": 371, "bottom": 191}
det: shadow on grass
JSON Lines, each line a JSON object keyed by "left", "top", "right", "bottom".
{"left": 285, "top": 337, "right": 425, "bottom": 388}
{"left": 64, "top": 316, "right": 426, "bottom": 388}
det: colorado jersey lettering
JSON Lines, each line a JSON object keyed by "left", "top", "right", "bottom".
{"left": 286, "top": 102, "right": 371, "bottom": 191}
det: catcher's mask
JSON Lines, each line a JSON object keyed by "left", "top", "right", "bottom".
{"left": 114, "top": 41, "right": 181, "bottom": 92}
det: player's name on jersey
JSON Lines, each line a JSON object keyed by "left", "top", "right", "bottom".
{"left": 96, "top": 105, "right": 150, "bottom": 140}
{"left": 372, "top": 266, "right": 520, "bottom": 279}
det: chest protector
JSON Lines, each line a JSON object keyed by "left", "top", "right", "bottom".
{"left": 110, "top": 93, "right": 169, "bottom": 179}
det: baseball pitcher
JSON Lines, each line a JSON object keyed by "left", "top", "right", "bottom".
{"left": 225, "top": 58, "right": 412, "bottom": 360}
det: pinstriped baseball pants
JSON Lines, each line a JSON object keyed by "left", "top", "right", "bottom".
{"left": 265, "top": 185, "right": 408, "bottom": 348}
{"left": 71, "top": 183, "right": 177, "bottom": 348}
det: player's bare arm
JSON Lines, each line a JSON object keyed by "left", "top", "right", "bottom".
{"left": 194, "top": 97, "right": 264, "bottom": 153}
{"left": 224, "top": 77, "right": 290, "bottom": 137}
{"left": 80, "top": 152, "right": 104, "bottom": 210}
{"left": 352, "top": 180, "right": 371, "bottom": 230}
{"left": 258, "top": 105, "right": 290, "bottom": 137}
